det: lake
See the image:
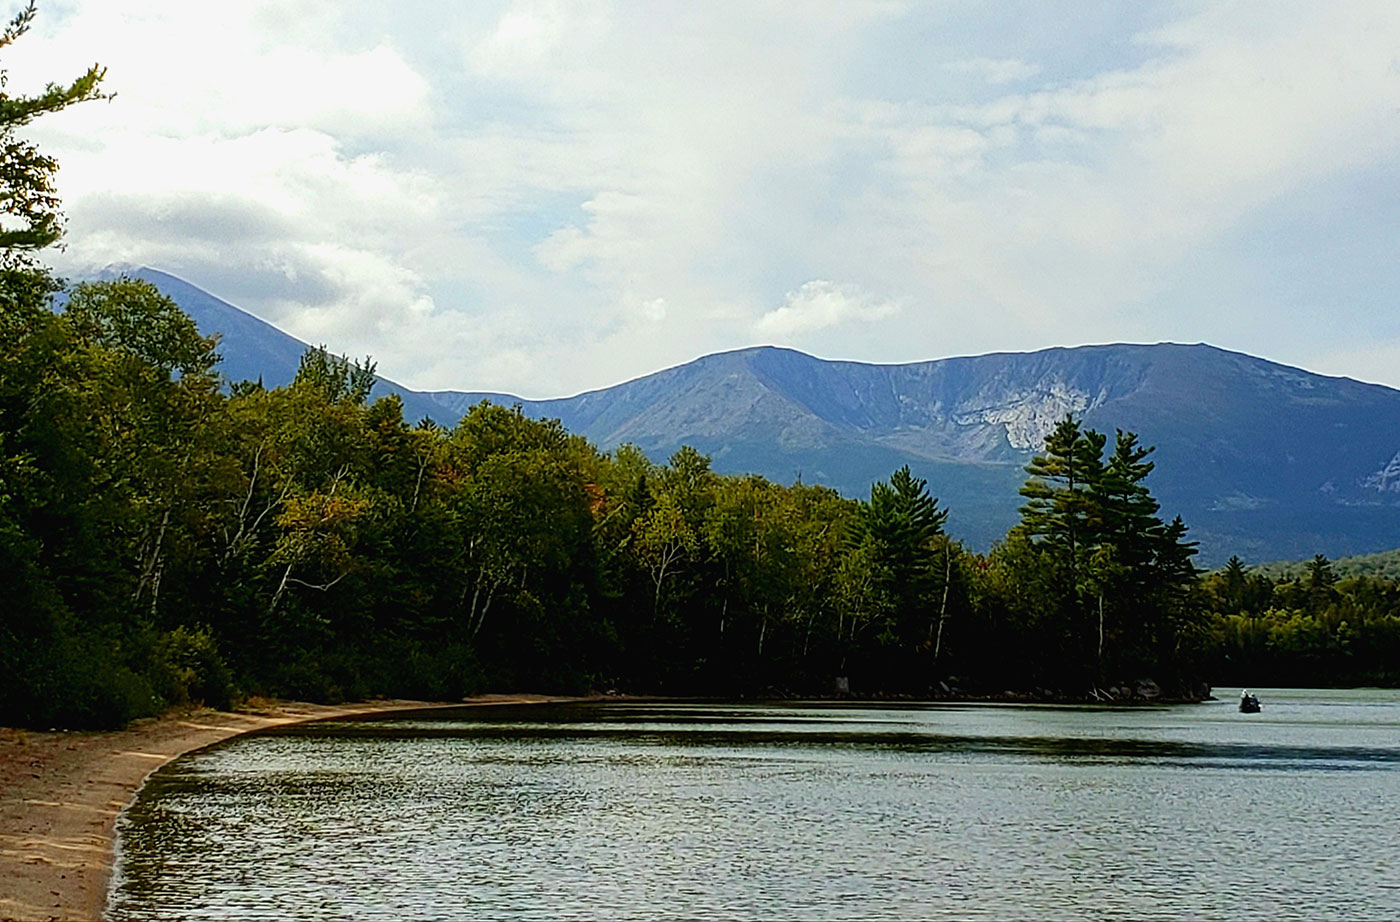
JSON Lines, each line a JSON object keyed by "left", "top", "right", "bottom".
{"left": 107, "top": 688, "right": 1400, "bottom": 920}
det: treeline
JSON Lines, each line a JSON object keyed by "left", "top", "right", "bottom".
{"left": 3, "top": 267, "right": 1216, "bottom": 727}
{"left": 1202, "top": 555, "right": 1400, "bottom": 686}
{"left": 10, "top": 274, "right": 1400, "bottom": 730}
{"left": 1251, "top": 547, "right": 1400, "bottom": 582}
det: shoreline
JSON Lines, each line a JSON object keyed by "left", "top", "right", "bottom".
{"left": 1, "top": 689, "right": 1217, "bottom": 920}
{"left": 0, "top": 694, "right": 582, "bottom": 922}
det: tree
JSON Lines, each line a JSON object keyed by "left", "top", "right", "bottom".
{"left": 66, "top": 286, "right": 223, "bottom": 621}
{"left": 843, "top": 465, "right": 949, "bottom": 684}
{"left": 1096, "top": 431, "right": 1160, "bottom": 568}
{"left": 0, "top": 2, "right": 106, "bottom": 262}
{"left": 295, "top": 345, "right": 377, "bottom": 405}
{"left": 782, "top": 483, "right": 852, "bottom": 668}
{"left": 264, "top": 473, "right": 367, "bottom": 619}
{"left": 1012, "top": 416, "right": 1198, "bottom": 687}
{"left": 1306, "top": 554, "right": 1337, "bottom": 597}
{"left": 1017, "top": 416, "right": 1106, "bottom": 583}
{"left": 64, "top": 278, "right": 219, "bottom": 376}
{"left": 1219, "top": 555, "right": 1249, "bottom": 612}
{"left": 703, "top": 475, "right": 795, "bottom": 660}
{"left": 634, "top": 491, "right": 699, "bottom": 621}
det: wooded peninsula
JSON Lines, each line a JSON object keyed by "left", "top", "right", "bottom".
{"left": 3, "top": 4, "right": 1399, "bottom": 730}
{"left": 8, "top": 280, "right": 1400, "bottom": 728}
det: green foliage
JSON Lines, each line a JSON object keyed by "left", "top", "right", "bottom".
{"left": 1004, "top": 416, "right": 1200, "bottom": 688}
{"left": 0, "top": 2, "right": 106, "bottom": 260}
{"left": 1202, "top": 553, "right": 1400, "bottom": 686}
{"left": 1017, "top": 417, "right": 1105, "bottom": 576}
{"left": 1248, "top": 547, "right": 1400, "bottom": 582}
{"left": 295, "top": 345, "right": 377, "bottom": 405}
{"left": 64, "top": 278, "right": 219, "bottom": 376}
{"left": 837, "top": 466, "right": 954, "bottom": 683}
{"left": 4, "top": 287, "right": 1300, "bottom": 725}
{"left": 5, "top": 13, "right": 1388, "bottom": 723}
{"left": 152, "top": 625, "right": 236, "bottom": 710}
{"left": 12, "top": 276, "right": 1391, "bottom": 725}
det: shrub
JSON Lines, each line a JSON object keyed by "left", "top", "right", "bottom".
{"left": 156, "top": 625, "right": 236, "bottom": 710}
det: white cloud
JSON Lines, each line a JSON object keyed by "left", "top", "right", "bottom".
{"left": 469, "top": 0, "right": 612, "bottom": 81}
{"left": 14, "top": 4, "right": 431, "bottom": 140}
{"left": 945, "top": 56, "right": 1041, "bottom": 85}
{"left": 6, "top": 1, "right": 1400, "bottom": 396}
{"left": 757, "top": 280, "right": 901, "bottom": 336}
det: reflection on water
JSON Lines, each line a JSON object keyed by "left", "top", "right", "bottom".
{"left": 108, "top": 688, "right": 1400, "bottom": 920}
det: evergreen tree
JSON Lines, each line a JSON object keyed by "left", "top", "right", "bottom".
{"left": 1220, "top": 555, "right": 1249, "bottom": 612}
{"left": 1012, "top": 416, "right": 1201, "bottom": 685}
{"left": 848, "top": 465, "right": 948, "bottom": 661}
{"left": 1096, "top": 430, "right": 1161, "bottom": 571}
{"left": 0, "top": 2, "right": 105, "bottom": 263}
{"left": 1017, "top": 416, "right": 1106, "bottom": 582}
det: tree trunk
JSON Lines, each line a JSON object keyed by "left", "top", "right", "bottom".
{"left": 468, "top": 565, "right": 500, "bottom": 639}
{"left": 411, "top": 454, "right": 428, "bottom": 512}
{"left": 223, "top": 444, "right": 289, "bottom": 568}
{"left": 1097, "top": 591, "right": 1105, "bottom": 664}
{"left": 932, "top": 547, "right": 952, "bottom": 663}
{"left": 267, "top": 562, "right": 294, "bottom": 618}
{"left": 148, "top": 559, "right": 164, "bottom": 620}
{"left": 134, "top": 504, "right": 172, "bottom": 608}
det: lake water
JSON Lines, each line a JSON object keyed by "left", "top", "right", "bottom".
{"left": 107, "top": 689, "right": 1400, "bottom": 920}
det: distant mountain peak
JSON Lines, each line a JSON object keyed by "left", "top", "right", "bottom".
{"left": 95, "top": 261, "right": 160, "bottom": 279}
{"left": 114, "top": 267, "right": 1400, "bottom": 564}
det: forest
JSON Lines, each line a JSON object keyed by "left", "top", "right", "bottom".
{"left": 10, "top": 274, "right": 1399, "bottom": 729}
{"left": 3, "top": 4, "right": 1398, "bottom": 729}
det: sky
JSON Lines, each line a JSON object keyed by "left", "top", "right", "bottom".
{"left": 10, "top": 1, "right": 1400, "bottom": 397}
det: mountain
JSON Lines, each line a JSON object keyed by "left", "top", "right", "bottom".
{"left": 434, "top": 344, "right": 1400, "bottom": 565}
{"left": 118, "top": 268, "right": 1400, "bottom": 566}
{"left": 102, "top": 267, "right": 458, "bottom": 425}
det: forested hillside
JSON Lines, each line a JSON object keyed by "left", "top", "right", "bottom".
{"left": 1201, "top": 554, "right": 1400, "bottom": 687}
{"left": 1250, "top": 547, "right": 1400, "bottom": 582}
{"left": 2, "top": 5, "right": 1397, "bottom": 729}
{"left": 122, "top": 266, "right": 1400, "bottom": 565}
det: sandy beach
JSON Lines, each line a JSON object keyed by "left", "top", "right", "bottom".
{"left": 0, "top": 694, "right": 572, "bottom": 921}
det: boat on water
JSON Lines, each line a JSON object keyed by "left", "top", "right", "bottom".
{"left": 1238, "top": 690, "right": 1261, "bottom": 713}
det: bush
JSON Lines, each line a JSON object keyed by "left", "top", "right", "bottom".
{"left": 60, "top": 662, "right": 161, "bottom": 729}
{"left": 265, "top": 655, "right": 345, "bottom": 704}
{"left": 155, "top": 625, "right": 236, "bottom": 710}
{"left": 398, "top": 641, "right": 484, "bottom": 701}
{"left": 3, "top": 632, "right": 161, "bottom": 730}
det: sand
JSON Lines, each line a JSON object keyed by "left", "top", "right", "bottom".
{"left": 0, "top": 694, "right": 573, "bottom": 921}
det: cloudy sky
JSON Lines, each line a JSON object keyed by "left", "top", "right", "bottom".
{"left": 13, "top": 1, "right": 1400, "bottom": 396}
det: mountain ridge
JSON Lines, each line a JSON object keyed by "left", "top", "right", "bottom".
{"left": 109, "top": 267, "right": 1400, "bottom": 565}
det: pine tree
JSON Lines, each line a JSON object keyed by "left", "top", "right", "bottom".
{"left": 1220, "top": 555, "right": 1249, "bottom": 612}
{"left": 0, "top": 2, "right": 106, "bottom": 264}
{"left": 1096, "top": 430, "right": 1161, "bottom": 572}
{"left": 1014, "top": 416, "right": 1201, "bottom": 685}
{"left": 848, "top": 465, "right": 948, "bottom": 652}
{"left": 1017, "top": 416, "right": 1106, "bottom": 582}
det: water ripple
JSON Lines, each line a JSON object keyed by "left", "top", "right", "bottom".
{"left": 109, "top": 689, "right": 1400, "bottom": 921}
